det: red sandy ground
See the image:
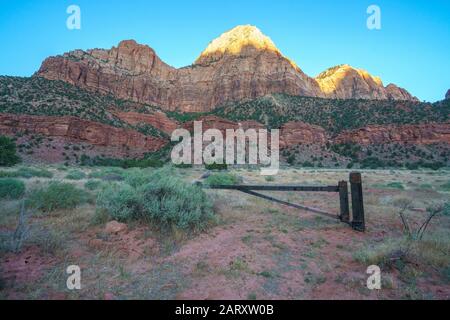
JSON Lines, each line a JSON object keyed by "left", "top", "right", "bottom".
{"left": 1, "top": 190, "right": 449, "bottom": 300}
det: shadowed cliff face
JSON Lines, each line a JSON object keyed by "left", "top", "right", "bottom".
{"left": 334, "top": 123, "right": 450, "bottom": 145}
{"left": 0, "top": 113, "right": 167, "bottom": 154}
{"left": 35, "top": 25, "right": 417, "bottom": 112}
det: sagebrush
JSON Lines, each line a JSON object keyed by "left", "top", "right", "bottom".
{"left": 97, "top": 168, "right": 215, "bottom": 231}
{"left": 0, "top": 178, "right": 25, "bottom": 199}
{"left": 28, "top": 182, "right": 88, "bottom": 212}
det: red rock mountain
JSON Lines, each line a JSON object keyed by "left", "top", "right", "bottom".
{"left": 315, "top": 65, "right": 417, "bottom": 101}
{"left": 35, "top": 25, "right": 417, "bottom": 112}
{"left": 334, "top": 123, "right": 450, "bottom": 145}
{"left": 0, "top": 113, "right": 167, "bottom": 161}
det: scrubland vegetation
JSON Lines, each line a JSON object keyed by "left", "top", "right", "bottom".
{"left": 0, "top": 163, "right": 448, "bottom": 299}
{"left": 214, "top": 93, "right": 450, "bottom": 133}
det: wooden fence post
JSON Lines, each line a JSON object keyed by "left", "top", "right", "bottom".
{"left": 350, "top": 172, "right": 365, "bottom": 232}
{"left": 338, "top": 181, "right": 350, "bottom": 223}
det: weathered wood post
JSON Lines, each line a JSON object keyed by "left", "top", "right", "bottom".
{"left": 349, "top": 172, "right": 365, "bottom": 232}
{"left": 338, "top": 180, "right": 350, "bottom": 223}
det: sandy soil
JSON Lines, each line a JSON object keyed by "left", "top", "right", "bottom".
{"left": 1, "top": 167, "right": 449, "bottom": 300}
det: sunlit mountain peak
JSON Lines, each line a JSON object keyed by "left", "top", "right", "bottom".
{"left": 315, "top": 64, "right": 384, "bottom": 94}
{"left": 195, "top": 25, "right": 285, "bottom": 63}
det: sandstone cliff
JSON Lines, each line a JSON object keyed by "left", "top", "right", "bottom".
{"left": 315, "top": 65, "right": 417, "bottom": 101}
{"left": 334, "top": 123, "right": 450, "bottom": 145}
{"left": 181, "top": 115, "right": 450, "bottom": 147}
{"left": 35, "top": 25, "right": 418, "bottom": 112}
{"left": 0, "top": 113, "right": 167, "bottom": 155}
{"left": 114, "top": 110, "right": 179, "bottom": 135}
{"left": 279, "top": 121, "right": 328, "bottom": 148}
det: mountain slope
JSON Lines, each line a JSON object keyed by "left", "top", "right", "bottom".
{"left": 0, "top": 76, "right": 169, "bottom": 136}
{"left": 212, "top": 93, "right": 448, "bottom": 134}
{"left": 0, "top": 76, "right": 448, "bottom": 168}
{"left": 35, "top": 25, "right": 417, "bottom": 112}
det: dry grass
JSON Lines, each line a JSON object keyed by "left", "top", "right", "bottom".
{"left": 0, "top": 165, "right": 449, "bottom": 299}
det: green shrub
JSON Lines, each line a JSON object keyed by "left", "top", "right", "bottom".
{"left": 0, "top": 136, "right": 21, "bottom": 166}
{"left": 406, "top": 161, "right": 445, "bottom": 171}
{"left": 92, "top": 168, "right": 154, "bottom": 187}
{"left": 406, "top": 162, "right": 420, "bottom": 170}
{"left": 360, "top": 157, "right": 385, "bottom": 169}
{"left": 17, "top": 167, "right": 53, "bottom": 178}
{"left": 205, "top": 163, "right": 228, "bottom": 170}
{"left": 65, "top": 169, "right": 86, "bottom": 180}
{"left": 0, "top": 170, "right": 15, "bottom": 178}
{"left": 28, "top": 182, "right": 88, "bottom": 212}
{"left": 286, "top": 155, "right": 296, "bottom": 165}
{"left": 84, "top": 180, "right": 102, "bottom": 191}
{"left": 0, "top": 167, "right": 53, "bottom": 179}
{"left": 140, "top": 177, "right": 214, "bottom": 230}
{"left": 175, "top": 163, "right": 193, "bottom": 168}
{"left": 421, "top": 162, "right": 445, "bottom": 171}
{"left": 440, "top": 181, "right": 450, "bottom": 192}
{"left": 80, "top": 154, "right": 93, "bottom": 166}
{"left": 386, "top": 182, "right": 405, "bottom": 190}
{"left": 84, "top": 156, "right": 164, "bottom": 168}
{"left": 96, "top": 182, "right": 141, "bottom": 221}
{"left": 123, "top": 168, "right": 154, "bottom": 188}
{"left": 265, "top": 175, "right": 275, "bottom": 182}
{"left": 205, "top": 173, "right": 240, "bottom": 186}
{"left": 96, "top": 168, "right": 215, "bottom": 231}
{"left": 121, "top": 157, "right": 164, "bottom": 168}
{"left": 302, "top": 161, "right": 314, "bottom": 167}
{"left": 88, "top": 167, "right": 125, "bottom": 179}
{"left": 0, "top": 178, "right": 25, "bottom": 199}
{"left": 416, "top": 184, "right": 433, "bottom": 190}
{"left": 331, "top": 143, "right": 361, "bottom": 160}
{"left": 353, "top": 238, "right": 406, "bottom": 267}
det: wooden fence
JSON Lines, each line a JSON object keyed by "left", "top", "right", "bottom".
{"left": 203, "top": 172, "right": 365, "bottom": 232}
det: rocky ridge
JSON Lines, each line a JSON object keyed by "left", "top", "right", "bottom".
{"left": 36, "top": 25, "right": 418, "bottom": 112}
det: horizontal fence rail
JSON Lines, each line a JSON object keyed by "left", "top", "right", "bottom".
{"left": 207, "top": 185, "right": 339, "bottom": 192}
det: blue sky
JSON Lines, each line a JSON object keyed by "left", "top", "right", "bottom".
{"left": 0, "top": 0, "right": 449, "bottom": 102}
